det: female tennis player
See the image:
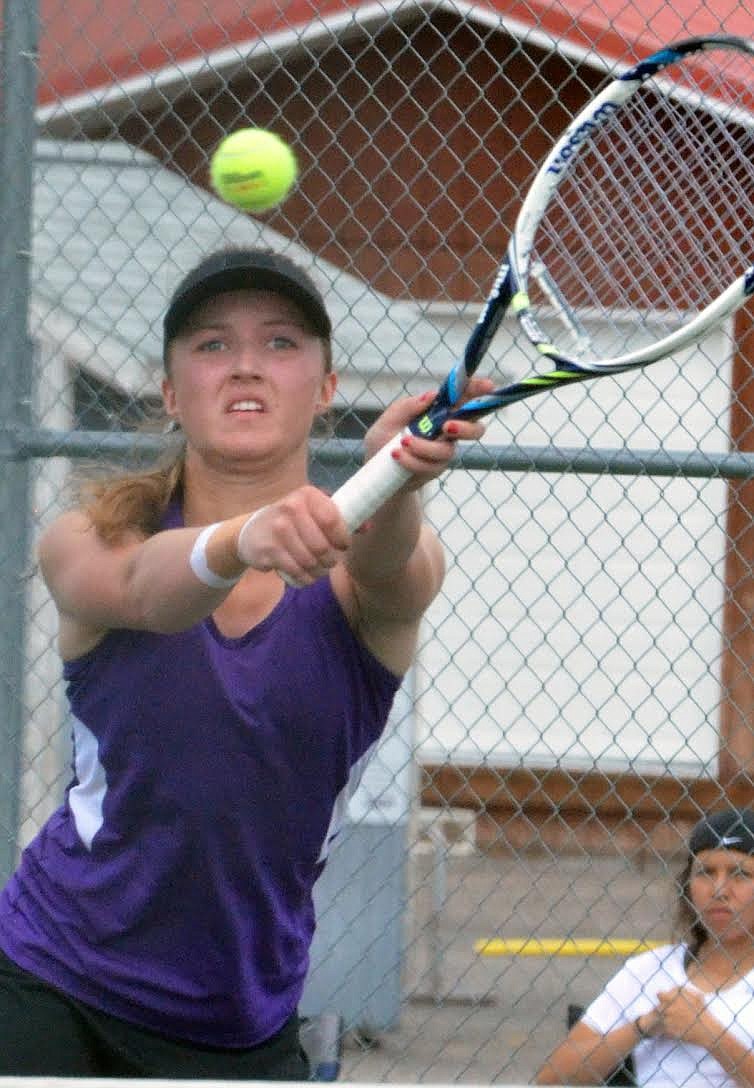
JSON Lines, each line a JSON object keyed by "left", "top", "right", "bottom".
{"left": 536, "top": 809, "right": 754, "bottom": 1087}
{"left": 0, "top": 247, "right": 490, "bottom": 1077}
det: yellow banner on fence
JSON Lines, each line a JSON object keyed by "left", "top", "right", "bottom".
{"left": 474, "top": 938, "right": 665, "bottom": 957}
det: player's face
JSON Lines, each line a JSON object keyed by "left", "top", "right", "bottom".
{"left": 689, "top": 848, "right": 754, "bottom": 944}
{"left": 162, "top": 290, "right": 335, "bottom": 467}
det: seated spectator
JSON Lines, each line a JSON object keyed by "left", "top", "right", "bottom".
{"left": 536, "top": 808, "right": 754, "bottom": 1087}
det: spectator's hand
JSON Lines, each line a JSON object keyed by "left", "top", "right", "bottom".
{"left": 654, "top": 986, "right": 711, "bottom": 1046}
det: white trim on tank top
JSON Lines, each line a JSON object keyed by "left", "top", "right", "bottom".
{"left": 68, "top": 715, "right": 107, "bottom": 850}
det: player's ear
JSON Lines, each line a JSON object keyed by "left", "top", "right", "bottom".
{"left": 162, "top": 375, "right": 179, "bottom": 420}
{"left": 315, "top": 371, "right": 337, "bottom": 415}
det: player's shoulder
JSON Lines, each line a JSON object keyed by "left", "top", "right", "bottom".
{"left": 38, "top": 507, "right": 91, "bottom": 562}
{"left": 42, "top": 505, "right": 90, "bottom": 534}
{"left": 40, "top": 506, "right": 141, "bottom": 552}
{"left": 38, "top": 507, "right": 146, "bottom": 590}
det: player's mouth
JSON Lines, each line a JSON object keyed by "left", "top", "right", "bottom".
{"left": 227, "top": 399, "right": 264, "bottom": 414}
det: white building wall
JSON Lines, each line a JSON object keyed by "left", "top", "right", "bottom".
{"left": 416, "top": 323, "right": 731, "bottom": 776}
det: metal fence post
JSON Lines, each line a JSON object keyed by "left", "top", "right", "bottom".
{"left": 0, "top": 0, "right": 39, "bottom": 879}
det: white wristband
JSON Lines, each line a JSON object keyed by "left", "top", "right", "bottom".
{"left": 189, "top": 524, "right": 242, "bottom": 589}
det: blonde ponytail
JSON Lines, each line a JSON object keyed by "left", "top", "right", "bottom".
{"left": 77, "top": 445, "right": 185, "bottom": 544}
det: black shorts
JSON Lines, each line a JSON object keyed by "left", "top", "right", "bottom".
{"left": 0, "top": 948, "right": 310, "bottom": 1079}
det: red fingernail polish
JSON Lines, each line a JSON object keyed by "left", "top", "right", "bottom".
{"left": 401, "top": 436, "right": 411, "bottom": 448}
{"left": 391, "top": 449, "right": 401, "bottom": 460}
{"left": 446, "top": 422, "right": 459, "bottom": 435}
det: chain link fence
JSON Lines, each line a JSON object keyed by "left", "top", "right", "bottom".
{"left": 2, "top": 0, "right": 754, "bottom": 1082}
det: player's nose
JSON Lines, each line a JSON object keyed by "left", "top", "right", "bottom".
{"left": 231, "top": 345, "right": 262, "bottom": 377}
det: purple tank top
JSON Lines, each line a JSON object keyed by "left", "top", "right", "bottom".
{"left": 0, "top": 507, "right": 401, "bottom": 1046}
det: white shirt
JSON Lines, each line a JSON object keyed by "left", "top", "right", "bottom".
{"left": 583, "top": 943, "right": 754, "bottom": 1087}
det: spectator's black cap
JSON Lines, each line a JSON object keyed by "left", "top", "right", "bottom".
{"left": 689, "top": 809, "right": 754, "bottom": 856}
{"left": 163, "top": 248, "right": 331, "bottom": 358}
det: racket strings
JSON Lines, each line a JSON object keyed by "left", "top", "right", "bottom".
{"left": 558, "top": 106, "right": 741, "bottom": 303}
{"left": 527, "top": 48, "right": 754, "bottom": 361}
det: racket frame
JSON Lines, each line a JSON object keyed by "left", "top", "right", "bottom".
{"left": 331, "top": 34, "right": 754, "bottom": 531}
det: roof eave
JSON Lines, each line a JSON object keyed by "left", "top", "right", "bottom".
{"left": 35, "top": 0, "right": 619, "bottom": 135}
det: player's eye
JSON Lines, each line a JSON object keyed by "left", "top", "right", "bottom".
{"left": 197, "top": 337, "right": 227, "bottom": 352}
{"left": 268, "top": 334, "right": 297, "bottom": 350}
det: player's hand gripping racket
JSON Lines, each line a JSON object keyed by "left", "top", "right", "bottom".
{"left": 331, "top": 34, "right": 754, "bottom": 531}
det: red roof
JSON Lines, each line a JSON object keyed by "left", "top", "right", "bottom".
{"left": 36, "top": 0, "right": 754, "bottom": 108}
{"left": 38, "top": 0, "right": 346, "bottom": 103}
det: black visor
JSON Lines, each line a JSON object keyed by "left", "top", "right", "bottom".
{"left": 689, "top": 809, "right": 754, "bottom": 856}
{"left": 163, "top": 248, "right": 331, "bottom": 358}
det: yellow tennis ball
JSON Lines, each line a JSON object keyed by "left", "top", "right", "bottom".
{"left": 209, "top": 128, "right": 298, "bottom": 213}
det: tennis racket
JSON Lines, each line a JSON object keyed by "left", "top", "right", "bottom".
{"left": 330, "top": 33, "right": 754, "bottom": 531}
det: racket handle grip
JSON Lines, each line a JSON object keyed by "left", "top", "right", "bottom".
{"left": 279, "top": 432, "right": 413, "bottom": 585}
{"left": 330, "top": 430, "right": 414, "bottom": 531}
